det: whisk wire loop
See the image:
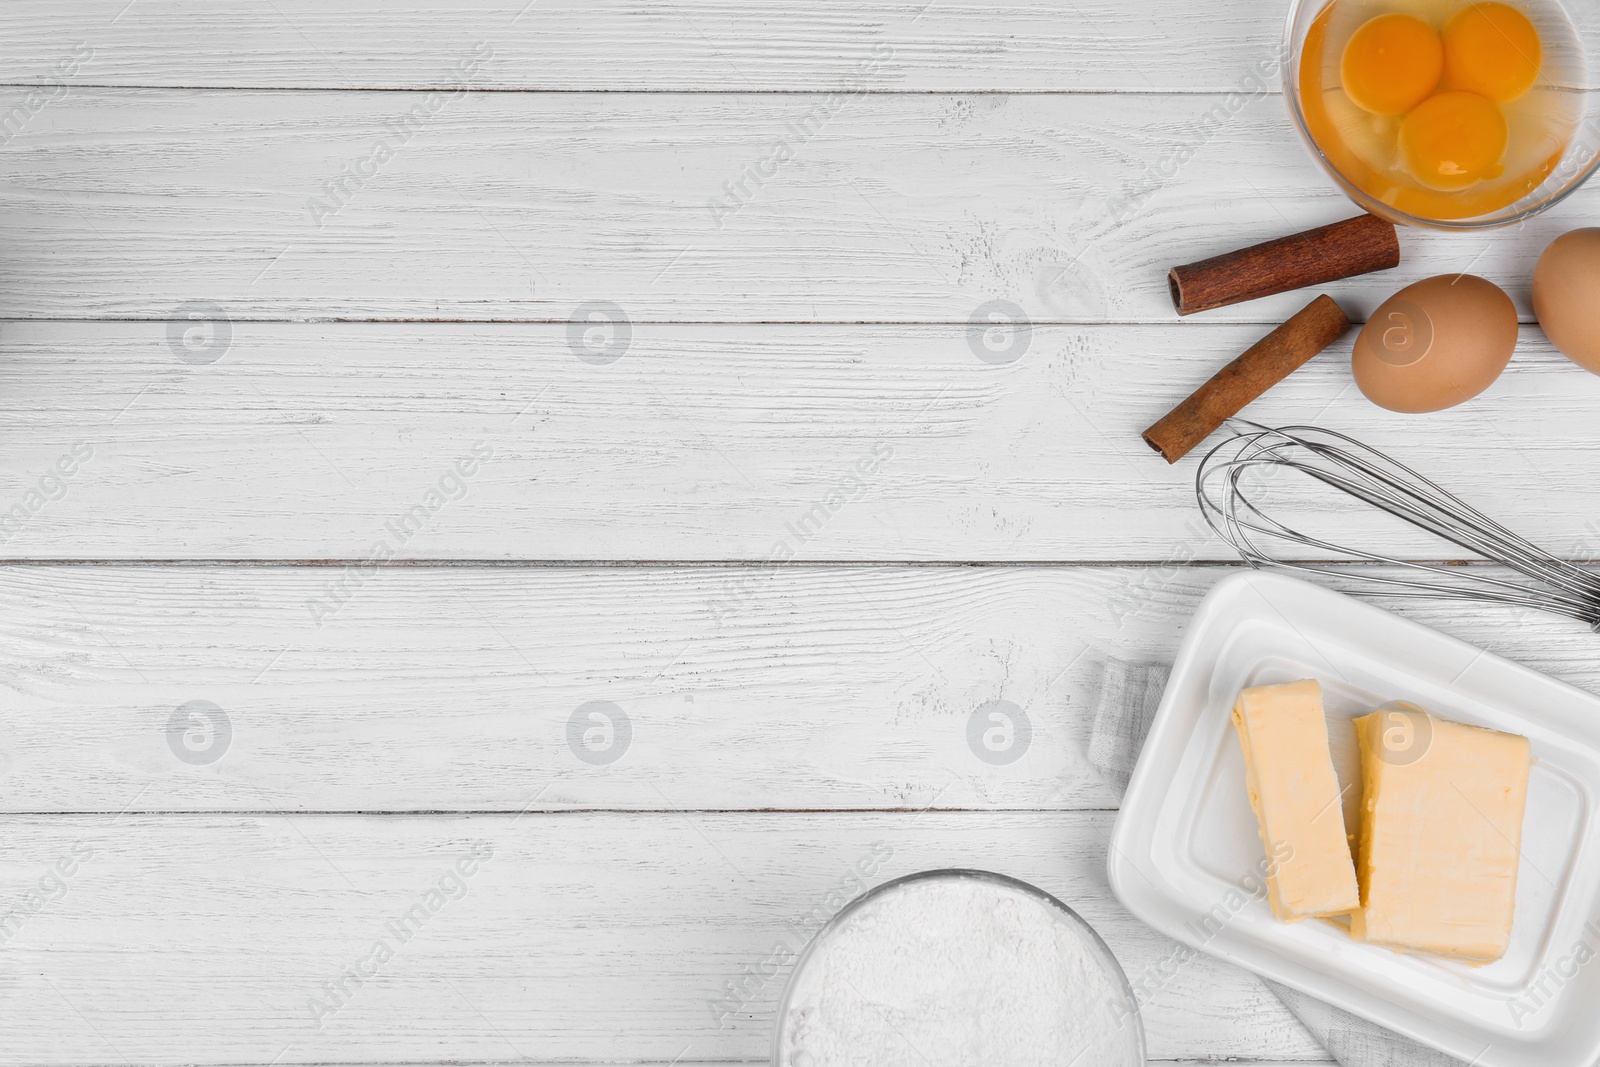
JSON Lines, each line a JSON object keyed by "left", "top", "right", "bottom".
{"left": 1196, "top": 423, "right": 1600, "bottom": 629}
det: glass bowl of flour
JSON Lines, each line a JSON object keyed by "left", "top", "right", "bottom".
{"left": 773, "top": 869, "right": 1146, "bottom": 1067}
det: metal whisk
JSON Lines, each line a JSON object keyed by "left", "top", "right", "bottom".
{"left": 1196, "top": 422, "right": 1600, "bottom": 629}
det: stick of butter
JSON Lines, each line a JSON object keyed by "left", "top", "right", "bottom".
{"left": 1232, "top": 680, "right": 1361, "bottom": 921}
{"left": 1351, "top": 707, "right": 1530, "bottom": 962}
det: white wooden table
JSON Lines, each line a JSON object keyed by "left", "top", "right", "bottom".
{"left": 3, "top": 3, "right": 1600, "bottom": 1064}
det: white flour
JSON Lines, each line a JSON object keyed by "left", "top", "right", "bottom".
{"left": 779, "top": 874, "right": 1143, "bottom": 1067}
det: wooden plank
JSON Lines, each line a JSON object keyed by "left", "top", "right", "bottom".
{"left": 0, "top": 563, "right": 1146, "bottom": 813}
{"left": 0, "top": 0, "right": 1283, "bottom": 93}
{"left": 2, "top": 564, "right": 1595, "bottom": 814}
{"left": 0, "top": 811, "right": 1324, "bottom": 1063}
{"left": 5, "top": 0, "right": 1593, "bottom": 94}
{"left": 0, "top": 89, "right": 1591, "bottom": 323}
{"left": 0, "top": 320, "right": 1596, "bottom": 561}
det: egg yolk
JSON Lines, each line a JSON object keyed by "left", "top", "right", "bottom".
{"left": 1341, "top": 14, "right": 1445, "bottom": 115}
{"left": 1398, "top": 90, "right": 1508, "bottom": 189}
{"left": 1443, "top": 2, "right": 1542, "bottom": 103}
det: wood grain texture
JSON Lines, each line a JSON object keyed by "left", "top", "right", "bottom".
{"left": 1, "top": 320, "right": 1597, "bottom": 561}
{"left": 3, "top": 0, "right": 1591, "bottom": 94}
{"left": 0, "top": 0, "right": 1283, "bottom": 92}
{"left": 3, "top": 564, "right": 1595, "bottom": 814}
{"left": 0, "top": 812, "right": 1324, "bottom": 1063}
{"left": 0, "top": 89, "right": 1592, "bottom": 323}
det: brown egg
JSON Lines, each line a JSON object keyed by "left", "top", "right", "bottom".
{"left": 1533, "top": 228, "right": 1600, "bottom": 375}
{"left": 1352, "top": 275, "right": 1517, "bottom": 413}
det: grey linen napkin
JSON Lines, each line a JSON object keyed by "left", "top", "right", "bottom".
{"left": 1088, "top": 656, "right": 1471, "bottom": 1067}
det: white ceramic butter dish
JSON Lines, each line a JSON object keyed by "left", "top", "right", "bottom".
{"left": 1109, "top": 572, "right": 1600, "bottom": 1067}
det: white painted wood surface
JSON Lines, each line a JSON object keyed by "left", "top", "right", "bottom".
{"left": 3, "top": 561, "right": 1593, "bottom": 1062}
{"left": 0, "top": 812, "right": 1337, "bottom": 1062}
{"left": 0, "top": 564, "right": 1593, "bottom": 815}
{"left": 2, "top": 0, "right": 1595, "bottom": 91}
{"left": 9, "top": 1, "right": 1598, "bottom": 1065}
{"left": 0, "top": 90, "right": 1590, "bottom": 323}
{"left": 2, "top": 0, "right": 1280, "bottom": 92}
{"left": 2, "top": 322, "right": 1597, "bottom": 560}
{"left": 0, "top": 812, "right": 1326, "bottom": 1063}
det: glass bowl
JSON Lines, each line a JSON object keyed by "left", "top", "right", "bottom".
{"left": 771, "top": 868, "right": 1146, "bottom": 1067}
{"left": 1284, "top": 0, "right": 1600, "bottom": 229}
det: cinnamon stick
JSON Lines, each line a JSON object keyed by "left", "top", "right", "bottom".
{"left": 1143, "top": 295, "right": 1351, "bottom": 463}
{"left": 1169, "top": 214, "right": 1399, "bottom": 316}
